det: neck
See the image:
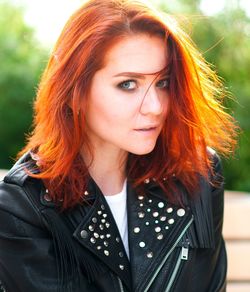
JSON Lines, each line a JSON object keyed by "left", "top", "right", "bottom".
{"left": 81, "top": 145, "right": 128, "bottom": 196}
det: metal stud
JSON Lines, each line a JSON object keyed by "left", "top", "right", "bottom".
{"left": 155, "top": 227, "right": 161, "bottom": 233}
{"left": 177, "top": 208, "right": 185, "bottom": 217}
{"left": 168, "top": 218, "right": 175, "bottom": 225}
{"left": 105, "top": 223, "right": 110, "bottom": 228}
{"left": 119, "top": 252, "right": 124, "bottom": 257}
{"left": 84, "top": 191, "right": 89, "bottom": 196}
{"left": 144, "top": 178, "right": 150, "bottom": 184}
{"left": 88, "top": 225, "right": 94, "bottom": 231}
{"left": 44, "top": 193, "right": 52, "bottom": 202}
{"left": 103, "top": 214, "right": 107, "bottom": 218}
{"left": 147, "top": 208, "right": 151, "bottom": 212}
{"left": 106, "top": 234, "right": 111, "bottom": 238}
{"left": 147, "top": 252, "right": 153, "bottom": 258}
{"left": 138, "top": 195, "right": 144, "bottom": 200}
{"left": 104, "top": 241, "right": 109, "bottom": 247}
{"left": 160, "top": 216, "right": 166, "bottom": 221}
{"left": 155, "top": 220, "right": 159, "bottom": 224}
{"left": 116, "top": 237, "right": 120, "bottom": 243}
{"left": 134, "top": 227, "right": 140, "bottom": 233}
{"left": 153, "top": 211, "right": 159, "bottom": 217}
{"left": 157, "top": 234, "right": 164, "bottom": 240}
{"left": 158, "top": 202, "right": 164, "bottom": 208}
{"left": 167, "top": 207, "right": 173, "bottom": 213}
{"left": 138, "top": 212, "right": 145, "bottom": 218}
{"left": 92, "top": 217, "right": 97, "bottom": 223}
{"left": 101, "top": 219, "right": 106, "bottom": 223}
{"left": 80, "top": 230, "right": 88, "bottom": 239}
{"left": 90, "top": 237, "right": 96, "bottom": 244}
{"left": 148, "top": 199, "right": 152, "bottom": 203}
{"left": 100, "top": 235, "right": 105, "bottom": 239}
{"left": 119, "top": 265, "right": 124, "bottom": 270}
{"left": 104, "top": 250, "right": 109, "bottom": 256}
{"left": 97, "top": 246, "right": 102, "bottom": 250}
{"left": 99, "top": 224, "right": 104, "bottom": 230}
{"left": 97, "top": 211, "right": 102, "bottom": 215}
{"left": 94, "top": 232, "right": 99, "bottom": 238}
{"left": 101, "top": 205, "right": 105, "bottom": 210}
{"left": 165, "top": 226, "right": 169, "bottom": 230}
{"left": 139, "top": 241, "right": 146, "bottom": 248}
{"left": 145, "top": 221, "right": 150, "bottom": 226}
{"left": 139, "top": 203, "right": 144, "bottom": 207}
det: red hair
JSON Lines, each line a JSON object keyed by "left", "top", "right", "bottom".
{"left": 20, "top": 0, "right": 238, "bottom": 209}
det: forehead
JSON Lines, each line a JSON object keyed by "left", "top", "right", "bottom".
{"left": 102, "top": 34, "right": 168, "bottom": 75}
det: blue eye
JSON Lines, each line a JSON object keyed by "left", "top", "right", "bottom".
{"left": 156, "top": 79, "right": 169, "bottom": 89}
{"left": 118, "top": 80, "right": 137, "bottom": 91}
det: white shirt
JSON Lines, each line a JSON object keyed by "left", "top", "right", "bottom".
{"left": 104, "top": 180, "right": 129, "bottom": 259}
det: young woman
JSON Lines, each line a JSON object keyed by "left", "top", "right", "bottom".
{"left": 0, "top": 0, "right": 237, "bottom": 291}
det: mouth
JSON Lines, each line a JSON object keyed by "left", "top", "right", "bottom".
{"left": 134, "top": 125, "right": 159, "bottom": 132}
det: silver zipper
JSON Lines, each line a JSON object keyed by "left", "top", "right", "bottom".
{"left": 117, "top": 276, "right": 124, "bottom": 292}
{"left": 143, "top": 216, "right": 194, "bottom": 292}
{"left": 164, "top": 241, "right": 189, "bottom": 292}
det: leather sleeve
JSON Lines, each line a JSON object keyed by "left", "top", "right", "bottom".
{"left": 0, "top": 181, "right": 58, "bottom": 292}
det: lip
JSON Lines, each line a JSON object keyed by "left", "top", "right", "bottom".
{"left": 134, "top": 125, "right": 160, "bottom": 131}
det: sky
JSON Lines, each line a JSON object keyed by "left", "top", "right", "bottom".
{"left": 7, "top": 0, "right": 250, "bottom": 47}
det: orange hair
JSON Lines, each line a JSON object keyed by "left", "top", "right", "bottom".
{"left": 20, "top": 0, "right": 237, "bottom": 209}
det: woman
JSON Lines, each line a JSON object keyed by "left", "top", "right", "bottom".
{"left": 0, "top": 0, "right": 237, "bottom": 291}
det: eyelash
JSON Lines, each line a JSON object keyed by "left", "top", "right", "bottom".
{"left": 117, "top": 79, "right": 169, "bottom": 91}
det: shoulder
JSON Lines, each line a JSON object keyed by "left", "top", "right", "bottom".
{"left": 0, "top": 152, "right": 44, "bottom": 227}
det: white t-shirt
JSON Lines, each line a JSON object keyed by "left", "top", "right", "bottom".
{"left": 104, "top": 180, "right": 129, "bottom": 259}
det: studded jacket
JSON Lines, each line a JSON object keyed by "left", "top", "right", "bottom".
{"left": 0, "top": 151, "right": 227, "bottom": 292}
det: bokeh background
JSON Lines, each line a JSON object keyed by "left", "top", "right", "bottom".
{"left": 0, "top": 0, "right": 249, "bottom": 192}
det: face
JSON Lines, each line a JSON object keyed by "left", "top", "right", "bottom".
{"left": 85, "top": 34, "right": 169, "bottom": 156}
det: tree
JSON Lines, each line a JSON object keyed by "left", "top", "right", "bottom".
{"left": 0, "top": 2, "right": 47, "bottom": 168}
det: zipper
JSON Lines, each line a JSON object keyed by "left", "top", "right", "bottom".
{"left": 117, "top": 276, "right": 124, "bottom": 292}
{"left": 164, "top": 239, "right": 190, "bottom": 292}
{"left": 143, "top": 216, "right": 194, "bottom": 292}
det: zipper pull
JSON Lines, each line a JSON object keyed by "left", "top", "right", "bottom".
{"left": 181, "top": 239, "right": 190, "bottom": 261}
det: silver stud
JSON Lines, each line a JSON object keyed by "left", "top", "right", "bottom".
{"left": 84, "top": 190, "right": 89, "bottom": 196}
{"left": 139, "top": 241, "right": 146, "bottom": 248}
{"left": 105, "top": 223, "right": 110, "bottom": 228}
{"left": 104, "top": 241, "right": 108, "bottom": 247}
{"left": 101, "top": 219, "right": 106, "bottom": 223}
{"left": 101, "top": 205, "right": 105, "bottom": 210}
{"left": 148, "top": 199, "right": 152, "bottom": 203}
{"left": 158, "top": 202, "right": 164, "bottom": 208}
{"left": 177, "top": 208, "right": 185, "bottom": 217}
{"left": 94, "top": 232, "right": 99, "bottom": 238}
{"left": 145, "top": 221, "right": 150, "bottom": 226}
{"left": 155, "top": 220, "right": 159, "bottom": 224}
{"left": 163, "top": 177, "right": 167, "bottom": 181}
{"left": 153, "top": 212, "right": 159, "bottom": 217}
{"left": 138, "top": 195, "right": 144, "bottom": 200}
{"left": 80, "top": 230, "right": 88, "bottom": 239}
{"left": 167, "top": 207, "right": 173, "bottom": 213}
{"left": 92, "top": 217, "right": 97, "bottom": 223}
{"left": 168, "top": 218, "right": 175, "bottom": 224}
{"left": 138, "top": 212, "right": 145, "bottom": 218}
{"left": 119, "top": 252, "right": 124, "bottom": 257}
{"left": 97, "top": 245, "right": 102, "bottom": 250}
{"left": 99, "top": 224, "right": 104, "bottom": 230}
{"left": 106, "top": 234, "right": 111, "bottom": 238}
{"left": 160, "top": 216, "right": 166, "bottom": 221}
{"left": 165, "top": 226, "right": 169, "bottom": 230}
{"left": 155, "top": 227, "right": 161, "bottom": 233}
{"left": 104, "top": 250, "right": 109, "bottom": 256}
{"left": 144, "top": 178, "right": 150, "bottom": 184}
{"left": 119, "top": 264, "right": 124, "bottom": 270}
{"left": 97, "top": 211, "right": 102, "bottom": 215}
{"left": 147, "top": 208, "right": 151, "bottom": 212}
{"left": 90, "top": 237, "right": 96, "bottom": 244}
{"left": 139, "top": 203, "right": 144, "bottom": 207}
{"left": 157, "top": 234, "right": 164, "bottom": 240}
{"left": 100, "top": 235, "right": 105, "bottom": 239}
{"left": 88, "top": 225, "right": 94, "bottom": 231}
{"left": 134, "top": 227, "right": 140, "bottom": 233}
{"left": 116, "top": 237, "right": 120, "bottom": 243}
{"left": 103, "top": 213, "right": 107, "bottom": 218}
{"left": 147, "top": 252, "right": 153, "bottom": 258}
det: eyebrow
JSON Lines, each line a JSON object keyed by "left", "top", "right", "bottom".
{"left": 113, "top": 68, "right": 169, "bottom": 79}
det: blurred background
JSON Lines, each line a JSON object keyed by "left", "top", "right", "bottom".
{"left": 0, "top": 0, "right": 249, "bottom": 191}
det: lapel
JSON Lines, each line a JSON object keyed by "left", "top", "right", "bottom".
{"left": 127, "top": 180, "right": 193, "bottom": 292}
{"left": 71, "top": 179, "right": 132, "bottom": 290}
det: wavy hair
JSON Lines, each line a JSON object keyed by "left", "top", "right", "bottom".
{"left": 20, "top": 0, "right": 238, "bottom": 209}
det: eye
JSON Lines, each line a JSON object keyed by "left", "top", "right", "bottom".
{"left": 117, "top": 80, "right": 137, "bottom": 91}
{"left": 156, "top": 79, "right": 169, "bottom": 89}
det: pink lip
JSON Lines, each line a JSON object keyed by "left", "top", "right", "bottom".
{"left": 134, "top": 125, "right": 159, "bottom": 131}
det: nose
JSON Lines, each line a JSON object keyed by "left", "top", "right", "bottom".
{"left": 139, "top": 87, "right": 164, "bottom": 116}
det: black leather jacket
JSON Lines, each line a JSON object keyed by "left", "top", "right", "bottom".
{"left": 0, "top": 152, "right": 227, "bottom": 292}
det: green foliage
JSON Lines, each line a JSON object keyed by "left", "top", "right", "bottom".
{"left": 0, "top": 2, "right": 47, "bottom": 168}
{"left": 154, "top": 0, "right": 250, "bottom": 191}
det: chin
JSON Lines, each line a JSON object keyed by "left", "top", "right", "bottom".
{"left": 129, "top": 144, "right": 156, "bottom": 155}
